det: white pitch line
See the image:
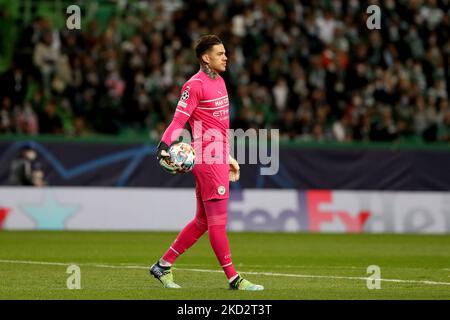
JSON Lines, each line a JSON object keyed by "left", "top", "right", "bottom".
{"left": 0, "top": 260, "right": 71, "bottom": 267}
{"left": 181, "top": 263, "right": 450, "bottom": 272}
{"left": 0, "top": 259, "right": 148, "bottom": 270}
{"left": 178, "top": 267, "right": 450, "bottom": 286}
{"left": 1, "top": 259, "right": 450, "bottom": 287}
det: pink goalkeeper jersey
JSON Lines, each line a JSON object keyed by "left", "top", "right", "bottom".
{"left": 161, "top": 70, "right": 230, "bottom": 164}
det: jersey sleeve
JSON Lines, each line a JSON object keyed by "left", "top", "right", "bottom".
{"left": 161, "top": 80, "right": 202, "bottom": 145}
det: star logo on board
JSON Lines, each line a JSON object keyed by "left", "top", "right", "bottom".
{"left": 21, "top": 192, "right": 79, "bottom": 230}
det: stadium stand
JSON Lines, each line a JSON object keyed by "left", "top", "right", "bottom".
{"left": 0, "top": 0, "right": 449, "bottom": 144}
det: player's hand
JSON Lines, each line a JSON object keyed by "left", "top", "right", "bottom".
{"left": 229, "top": 155, "right": 240, "bottom": 182}
{"left": 157, "top": 141, "right": 177, "bottom": 175}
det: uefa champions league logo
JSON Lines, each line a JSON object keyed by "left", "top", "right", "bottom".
{"left": 181, "top": 90, "right": 190, "bottom": 101}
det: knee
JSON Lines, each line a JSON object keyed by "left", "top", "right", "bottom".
{"left": 195, "top": 217, "right": 208, "bottom": 232}
{"left": 204, "top": 198, "right": 228, "bottom": 226}
{"left": 206, "top": 215, "right": 227, "bottom": 227}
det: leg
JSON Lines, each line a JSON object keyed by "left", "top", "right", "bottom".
{"left": 160, "top": 197, "right": 208, "bottom": 264}
{"left": 203, "top": 198, "right": 238, "bottom": 280}
{"left": 204, "top": 198, "right": 264, "bottom": 291}
{"left": 150, "top": 197, "right": 207, "bottom": 288}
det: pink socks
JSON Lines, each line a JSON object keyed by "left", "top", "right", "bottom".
{"left": 207, "top": 224, "right": 237, "bottom": 279}
{"left": 161, "top": 198, "right": 237, "bottom": 280}
{"left": 161, "top": 218, "right": 207, "bottom": 264}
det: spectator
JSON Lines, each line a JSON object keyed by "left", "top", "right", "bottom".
{"left": 414, "top": 96, "right": 438, "bottom": 141}
{"left": 272, "top": 77, "right": 289, "bottom": 113}
{"left": 370, "top": 107, "right": 399, "bottom": 142}
{"left": 332, "top": 114, "right": 353, "bottom": 142}
{"left": 14, "top": 102, "right": 39, "bottom": 135}
{"left": 38, "top": 100, "right": 63, "bottom": 134}
{"left": 0, "top": 65, "right": 27, "bottom": 106}
{"left": 0, "top": 96, "right": 13, "bottom": 133}
{"left": 0, "top": 0, "right": 448, "bottom": 145}
{"left": 420, "top": 0, "right": 444, "bottom": 30}
{"left": 33, "top": 32, "right": 60, "bottom": 96}
{"left": 437, "top": 110, "right": 450, "bottom": 142}
{"left": 276, "top": 110, "right": 301, "bottom": 141}
{"left": 316, "top": 9, "right": 338, "bottom": 45}
{"left": 30, "top": 162, "right": 47, "bottom": 187}
{"left": 8, "top": 145, "right": 45, "bottom": 186}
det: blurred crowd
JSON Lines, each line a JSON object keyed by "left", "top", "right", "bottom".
{"left": 0, "top": 0, "right": 449, "bottom": 143}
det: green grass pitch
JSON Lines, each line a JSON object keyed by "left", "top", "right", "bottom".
{"left": 0, "top": 231, "right": 449, "bottom": 300}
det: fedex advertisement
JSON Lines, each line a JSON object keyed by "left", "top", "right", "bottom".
{"left": 1, "top": 188, "right": 449, "bottom": 233}
{"left": 229, "top": 190, "right": 450, "bottom": 233}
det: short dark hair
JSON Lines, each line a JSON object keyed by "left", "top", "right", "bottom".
{"left": 194, "top": 35, "right": 223, "bottom": 60}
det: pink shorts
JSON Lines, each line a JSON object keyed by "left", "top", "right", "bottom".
{"left": 192, "top": 163, "right": 229, "bottom": 201}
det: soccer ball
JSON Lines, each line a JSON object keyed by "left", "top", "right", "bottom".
{"left": 168, "top": 142, "right": 196, "bottom": 173}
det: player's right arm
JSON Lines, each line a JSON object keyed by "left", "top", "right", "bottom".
{"left": 157, "top": 80, "right": 202, "bottom": 174}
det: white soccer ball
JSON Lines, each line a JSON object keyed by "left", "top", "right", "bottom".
{"left": 168, "top": 142, "right": 196, "bottom": 173}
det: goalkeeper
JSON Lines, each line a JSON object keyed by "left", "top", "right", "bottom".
{"left": 150, "top": 35, "right": 263, "bottom": 291}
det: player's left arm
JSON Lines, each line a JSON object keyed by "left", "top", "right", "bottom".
{"left": 157, "top": 81, "right": 201, "bottom": 174}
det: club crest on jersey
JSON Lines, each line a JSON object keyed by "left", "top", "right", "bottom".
{"left": 218, "top": 186, "right": 226, "bottom": 195}
{"left": 181, "top": 90, "right": 189, "bottom": 101}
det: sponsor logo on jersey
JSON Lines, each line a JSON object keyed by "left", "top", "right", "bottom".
{"left": 213, "top": 109, "right": 229, "bottom": 117}
{"left": 214, "top": 97, "right": 228, "bottom": 106}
